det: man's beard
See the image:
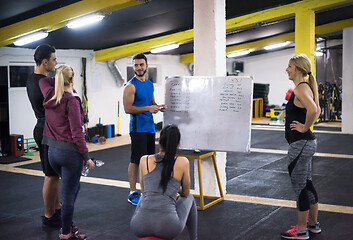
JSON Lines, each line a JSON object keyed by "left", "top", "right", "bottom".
{"left": 135, "top": 69, "right": 147, "bottom": 77}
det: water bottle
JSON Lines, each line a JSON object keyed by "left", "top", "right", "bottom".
{"left": 81, "top": 159, "right": 104, "bottom": 176}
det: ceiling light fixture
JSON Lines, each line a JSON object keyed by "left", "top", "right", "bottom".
{"left": 150, "top": 43, "right": 179, "bottom": 53}
{"left": 316, "top": 37, "right": 325, "bottom": 42}
{"left": 227, "top": 49, "right": 253, "bottom": 58}
{"left": 264, "top": 41, "right": 291, "bottom": 50}
{"left": 14, "top": 31, "right": 49, "bottom": 46}
{"left": 315, "top": 51, "right": 324, "bottom": 57}
{"left": 67, "top": 14, "right": 105, "bottom": 29}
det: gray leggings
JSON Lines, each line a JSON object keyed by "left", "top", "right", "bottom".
{"left": 130, "top": 194, "right": 197, "bottom": 239}
{"left": 287, "top": 139, "right": 318, "bottom": 211}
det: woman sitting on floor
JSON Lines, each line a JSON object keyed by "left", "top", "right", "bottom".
{"left": 130, "top": 125, "right": 198, "bottom": 240}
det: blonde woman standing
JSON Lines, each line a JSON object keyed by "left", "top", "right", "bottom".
{"left": 281, "top": 54, "right": 322, "bottom": 240}
{"left": 39, "top": 65, "right": 95, "bottom": 240}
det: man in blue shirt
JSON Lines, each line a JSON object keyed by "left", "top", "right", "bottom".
{"left": 123, "top": 53, "right": 167, "bottom": 205}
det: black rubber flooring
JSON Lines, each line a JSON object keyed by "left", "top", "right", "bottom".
{"left": 0, "top": 128, "right": 353, "bottom": 240}
{"left": 0, "top": 155, "right": 30, "bottom": 164}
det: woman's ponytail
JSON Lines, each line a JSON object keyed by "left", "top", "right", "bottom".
{"left": 159, "top": 125, "right": 181, "bottom": 192}
{"left": 308, "top": 73, "right": 319, "bottom": 108}
{"left": 45, "top": 65, "right": 74, "bottom": 105}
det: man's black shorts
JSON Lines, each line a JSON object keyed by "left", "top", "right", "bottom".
{"left": 34, "top": 126, "right": 58, "bottom": 177}
{"left": 129, "top": 132, "right": 156, "bottom": 164}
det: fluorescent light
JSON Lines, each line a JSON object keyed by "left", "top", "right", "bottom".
{"left": 67, "top": 14, "right": 104, "bottom": 29}
{"left": 315, "top": 46, "right": 324, "bottom": 56}
{"left": 315, "top": 51, "right": 323, "bottom": 57}
{"left": 264, "top": 41, "right": 290, "bottom": 50}
{"left": 14, "top": 31, "right": 48, "bottom": 46}
{"left": 227, "top": 49, "right": 252, "bottom": 58}
{"left": 316, "top": 37, "right": 325, "bottom": 42}
{"left": 151, "top": 43, "right": 179, "bottom": 53}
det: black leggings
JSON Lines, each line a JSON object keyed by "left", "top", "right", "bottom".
{"left": 287, "top": 139, "right": 318, "bottom": 211}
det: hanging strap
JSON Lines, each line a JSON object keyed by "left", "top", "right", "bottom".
{"left": 146, "top": 155, "right": 149, "bottom": 173}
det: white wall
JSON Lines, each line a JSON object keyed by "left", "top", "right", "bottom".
{"left": 0, "top": 47, "right": 190, "bottom": 139}
{"left": 342, "top": 27, "right": 353, "bottom": 133}
{"left": 4, "top": 45, "right": 350, "bottom": 139}
{"left": 227, "top": 48, "right": 295, "bottom": 106}
{"left": 0, "top": 47, "right": 42, "bottom": 140}
{"left": 0, "top": 47, "right": 94, "bottom": 139}
{"left": 90, "top": 54, "right": 190, "bottom": 135}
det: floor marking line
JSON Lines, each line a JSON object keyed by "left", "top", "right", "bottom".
{"left": 314, "top": 152, "right": 353, "bottom": 158}
{"left": 1, "top": 165, "right": 352, "bottom": 215}
{"left": 224, "top": 194, "right": 353, "bottom": 214}
{"left": 250, "top": 148, "right": 287, "bottom": 155}
{"left": 5, "top": 159, "right": 40, "bottom": 167}
{"left": 224, "top": 194, "right": 296, "bottom": 208}
{"left": 251, "top": 126, "right": 350, "bottom": 135}
{"left": 0, "top": 165, "right": 141, "bottom": 189}
{"left": 0, "top": 165, "right": 45, "bottom": 177}
{"left": 250, "top": 148, "right": 353, "bottom": 159}
{"left": 1, "top": 148, "right": 352, "bottom": 170}
{"left": 252, "top": 126, "right": 285, "bottom": 131}
{"left": 80, "top": 175, "right": 140, "bottom": 189}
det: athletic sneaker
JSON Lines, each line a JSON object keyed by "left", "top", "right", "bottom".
{"left": 42, "top": 212, "right": 61, "bottom": 228}
{"left": 281, "top": 225, "right": 309, "bottom": 239}
{"left": 59, "top": 228, "right": 86, "bottom": 240}
{"left": 128, "top": 191, "right": 140, "bottom": 205}
{"left": 59, "top": 232, "right": 86, "bottom": 240}
{"left": 71, "top": 224, "right": 79, "bottom": 235}
{"left": 308, "top": 222, "right": 321, "bottom": 234}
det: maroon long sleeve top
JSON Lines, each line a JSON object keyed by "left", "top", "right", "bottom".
{"left": 39, "top": 77, "right": 90, "bottom": 161}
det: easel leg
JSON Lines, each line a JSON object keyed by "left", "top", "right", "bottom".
{"left": 197, "top": 158, "right": 204, "bottom": 210}
{"left": 211, "top": 154, "right": 224, "bottom": 198}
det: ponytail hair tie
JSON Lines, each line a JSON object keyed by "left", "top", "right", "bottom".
{"left": 308, "top": 72, "right": 312, "bottom": 76}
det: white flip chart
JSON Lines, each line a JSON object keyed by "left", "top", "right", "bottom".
{"left": 164, "top": 76, "right": 253, "bottom": 152}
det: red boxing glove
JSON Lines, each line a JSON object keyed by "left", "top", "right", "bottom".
{"left": 285, "top": 88, "right": 294, "bottom": 101}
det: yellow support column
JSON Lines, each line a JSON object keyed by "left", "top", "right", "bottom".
{"left": 294, "top": 8, "right": 315, "bottom": 73}
{"left": 295, "top": 9, "right": 316, "bottom": 131}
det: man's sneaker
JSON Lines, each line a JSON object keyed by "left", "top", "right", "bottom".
{"left": 59, "top": 228, "right": 86, "bottom": 240}
{"left": 307, "top": 222, "right": 321, "bottom": 234}
{"left": 42, "top": 212, "right": 61, "bottom": 228}
{"left": 281, "top": 225, "right": 309, "bottom": 239}
{"left": 128, "top": 191, "right": 140, "bottom": 205}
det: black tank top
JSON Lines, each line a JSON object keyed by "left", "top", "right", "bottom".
{"left": 285, "top": 82, "right": 315, "bottom": 144}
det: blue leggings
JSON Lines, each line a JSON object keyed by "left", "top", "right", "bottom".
{"left": 48, "top": 147, "right": 83, "bottom": 234}
{"left": 287, "top": 139, "right": 318, "bottom": 211}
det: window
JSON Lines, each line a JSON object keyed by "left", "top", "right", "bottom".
{"left": 10, "top": 66, "right": 34, "bottom": 87}
{"left": 127, "top": 66, "right": 157, "bottom": 83}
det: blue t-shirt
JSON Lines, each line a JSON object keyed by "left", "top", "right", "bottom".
{"left": 127, "top": 77, "right": 155, "bottom": 133}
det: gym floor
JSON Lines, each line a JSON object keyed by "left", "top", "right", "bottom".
{"left": 0, "top": 122, "right": 352, "bottom": 240}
